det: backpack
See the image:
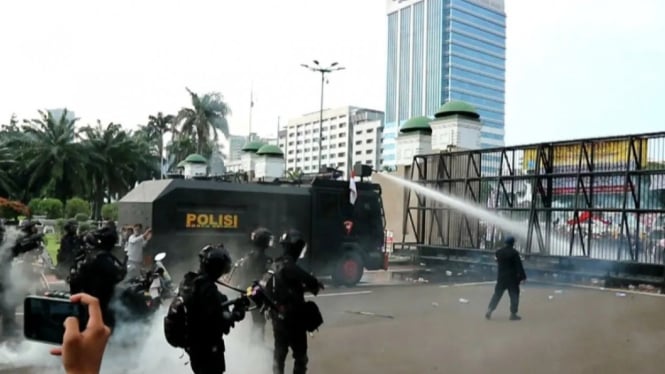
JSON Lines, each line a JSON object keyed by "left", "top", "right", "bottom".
{"left": 163, "top": 271, "right": 199, "bottom": 348}
{"left": 299, "top": 300, "right": 324, "bottom": 332}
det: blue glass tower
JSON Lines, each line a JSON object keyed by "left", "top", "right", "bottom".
{"left": 383, "top": 0, "right": 506, "bottom": 168}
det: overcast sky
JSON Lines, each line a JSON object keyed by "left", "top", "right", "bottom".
{"left": 0, "top": 0, "right": 663, "bottom": 146}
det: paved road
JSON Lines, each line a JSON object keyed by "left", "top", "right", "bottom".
{"left": 2, "top": 282, "right": 665, "bottom": 373}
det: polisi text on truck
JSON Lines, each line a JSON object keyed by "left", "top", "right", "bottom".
{"left": 185, "top": 213, "right": 239, "bottom": 229}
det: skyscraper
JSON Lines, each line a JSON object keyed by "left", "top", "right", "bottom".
{"left": 383, "top": 0, "right": 506, "bottom": 168}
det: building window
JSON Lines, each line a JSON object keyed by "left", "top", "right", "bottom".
{"left": 355, "top": 150, "right": 361, "bottom": 155}
{"left": 366, "top": 139, "right": 373, "bottom": 143}
{"left": 355, "top": 140, "right": 362, "bottom": 145}
{"left": 365, "top": 149, "right": 373, "bottom": 154}
{"left": 337, "top": 152, "right": 345, "bottom": 157}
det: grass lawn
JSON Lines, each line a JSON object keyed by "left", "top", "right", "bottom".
{"left": 44, "top": 232, "right": 59, "bottom": 264}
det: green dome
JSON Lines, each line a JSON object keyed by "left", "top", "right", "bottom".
{"left": 241, "top": 141, "right": 264, "bottom": 153}
{"left": 400, "top": 116, "right": 432, "bottom": 135}
{"left": 434, "top": 101, "right": 480, "bottom": 119}
{"left": 184, "top": 153, "right": 207, "bottom": 164}
{"left": 256, "top": 144, "right": 284, "bottom": 157}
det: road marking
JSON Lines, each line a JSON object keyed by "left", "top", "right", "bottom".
{"left": 308, "top": 290, "right": 373, "bottom": 298}
{"left": 534, "top": 281, "right": 665, "bottom": 299}
{"left": 440, "top": 281, "right": 495, "bottom": 288}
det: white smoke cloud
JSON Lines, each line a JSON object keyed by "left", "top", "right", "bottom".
{"left": 0, "top": 267, "right": 273, "bottom": 373}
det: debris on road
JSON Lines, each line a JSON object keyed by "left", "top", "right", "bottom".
{"left": 445, "top": 270, "right": 453, "bottom": 276}
{"left": 615, "top": 292, "right": 627, "bottom": 297}
{"left": 345, "top": 310, "right": 395, "bottom": 319}
{"left": 554, "top": 289, "right": 563, "bottom": 294}
{"left": 548, "top": 295, "right": 554, "bottom": 300}
{"left": 432, "top": 302, "right": 439, "bottom": 307}
{"left": 458, "top": 298, "right": 469, "bottom": 304}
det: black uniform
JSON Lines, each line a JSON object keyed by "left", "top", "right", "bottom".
{"left": 1, "top": 222, "right": 44, "bottom": 337}
{"left": 486, "top": 236, "right": 527, "bottom": 320}
{"left": 69, "top": 222, "right": 125, "bottom": 330}
{"left": 56, "top": 220, "right": 81, "bottom": 279}
{"left": 185, "top": 244, "right": 245, "bottom": 374}
{"left": 238, "top": 228, "right": 274, "bottom": 343}
{"left": 269, "top": 230, "right": 323, "bottom": 374}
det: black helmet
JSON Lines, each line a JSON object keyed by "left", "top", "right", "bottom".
{"left": 19, "top": 219, "right": 39, "bottom": 234}
{"left": 200, "top": 244, "right": 232, "bottom": 279}
{"left": 251, "top": 227, "right": 273, "bottom": 249}
{"left": 504, "top": 236, "right": 515, "bottom": 246}
{"left": 90, "top": 226, "right": 118, "bottom": 251}
{"left": 279, "top": 229, "right": 306, "bottom": 259}
{"left": 64, "top": 220, "right": 78, "bottom": 234}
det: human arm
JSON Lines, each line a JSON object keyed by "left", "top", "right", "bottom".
{"left": 50, "top": 293, "right": 111, "bottom": 374}
{"left": 515, "top": 252, "right": 527, "bottom": 281}
{"left": 198, "top": 282, "right": 242, "bottom": 336}
{"left": 127, "top": 234, "right": 144, "bottom": 245}
{"left": 294, "top": 266, "right": 324, "bottom": 295}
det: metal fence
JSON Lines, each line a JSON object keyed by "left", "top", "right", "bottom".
{"left": 403, "top": 132, "right": 665, "bottom": 264}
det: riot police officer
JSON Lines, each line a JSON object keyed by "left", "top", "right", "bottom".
{"left": 0, "top": 220, "right": 14, "bottom": 338}
{"left": 69, "top": 221, "right": 126, "bottom": 331}
{"left": 269, "top": 229, "right": 324, "bottom": 374}
{"left": 1, "top": 219, "right": 45, "bottom": 337}
{"left": 238, "top": 227, "right": 274, "bottom": 343}
{"left": 56, "top": 220, "right": 81, "bottom": 279}
{"left": 184, "top": 244, "right": 246, "bottom": 374}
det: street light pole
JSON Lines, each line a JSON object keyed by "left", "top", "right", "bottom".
{"left": 301, "top": 60, "right": 345, "bottom": 171}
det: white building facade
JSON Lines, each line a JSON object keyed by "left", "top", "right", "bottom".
{"left": 279, "top": 106, "right": 384, "bottom": 177}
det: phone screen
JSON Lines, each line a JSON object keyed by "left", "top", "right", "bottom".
{"left": 23, "top": 296, "right": 89, "bottom": 345}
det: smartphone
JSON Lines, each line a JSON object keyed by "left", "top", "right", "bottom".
{"left": 23, "top": 296, "right": 89, "bottom": 345}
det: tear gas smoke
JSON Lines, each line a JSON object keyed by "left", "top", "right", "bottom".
{"left": 380, "top": 173, "right": 529, "bottom": 241}
{"left": 0, "top": 245, "right": 273, "bottom": 374}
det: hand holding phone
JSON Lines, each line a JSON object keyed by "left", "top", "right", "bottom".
{"left": 24, "top": 295, "right": 88, "bottom": 345}
{"left": 50, "top": 293, "right": 112, "bottom": 374}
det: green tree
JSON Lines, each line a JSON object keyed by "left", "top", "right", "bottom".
{"left": 101, "top": 203, "right": 119, "bottom": 221}
{"left": 145, "top": 112, "right": 175, "bottom": 175}
{"left": 65, "top": 197, "right": 91, "bottom": 219}
{"left": 81, "top": 121, "right": 158, "bottom": 219}
{"left": 15, "top": 109, "right": 88, "bottom": 202}
{"left": 175, "top": 87, "right": 231, "bottom": 154}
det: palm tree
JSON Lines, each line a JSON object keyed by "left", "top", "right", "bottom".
{"left": 0, "top": 141, "right": 15, "bottom": 197}
{"left": 176, "top": 87, "right": 231, "bottom": 154}
{"left": 81, "top": 121, "right": 159, "bottom": 219}
{"left": 145, "top": 112, "right": 175, "bottom": 176}
{"left": 17, "top": 109, "right": 88, "bottom": 202}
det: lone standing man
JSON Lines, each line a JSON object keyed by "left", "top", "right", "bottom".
{"left": 485, "top": 236, "right": 526, "bottom": 321}
{"left": 126, "top": 224, "right": 151, "bottom": 279}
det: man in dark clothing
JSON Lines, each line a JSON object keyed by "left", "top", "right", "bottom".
{"left": 237, "top": 227, "right": 274, "bottom": 344}
{"left": 69, "top": 221, "right": 126, "bottom": 331}
{"left": 185, "top": 244, "right": 246, "bottom": 374}
{"left": 1, "top": 220, "right": 45, "bottom": 337}
{"left": 269, "top": 229, "right": 324, "bottom": 374}
{"left": 485, "top": 236, "right": 527, "bottom": 321}
{"left": 56, "top": 220, "right": 81, "bottom": 279}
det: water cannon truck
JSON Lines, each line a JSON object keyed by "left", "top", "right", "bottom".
{"left": 117, "top": 161, "right": 388, "bottom": 287}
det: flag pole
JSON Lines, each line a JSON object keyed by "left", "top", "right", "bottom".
{"left": 249, "top": 84, "right": 254, "bottom": 138}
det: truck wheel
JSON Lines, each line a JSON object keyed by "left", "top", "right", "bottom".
{"left": 332, "top": 252, "right": 364, "bottom": 287}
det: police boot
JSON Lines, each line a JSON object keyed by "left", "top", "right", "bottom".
{"left": 510, "top": 313, "right": 522, "bottom": 321}
{"left": 484, "top": 309, "right": 492, "bottom": 320}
